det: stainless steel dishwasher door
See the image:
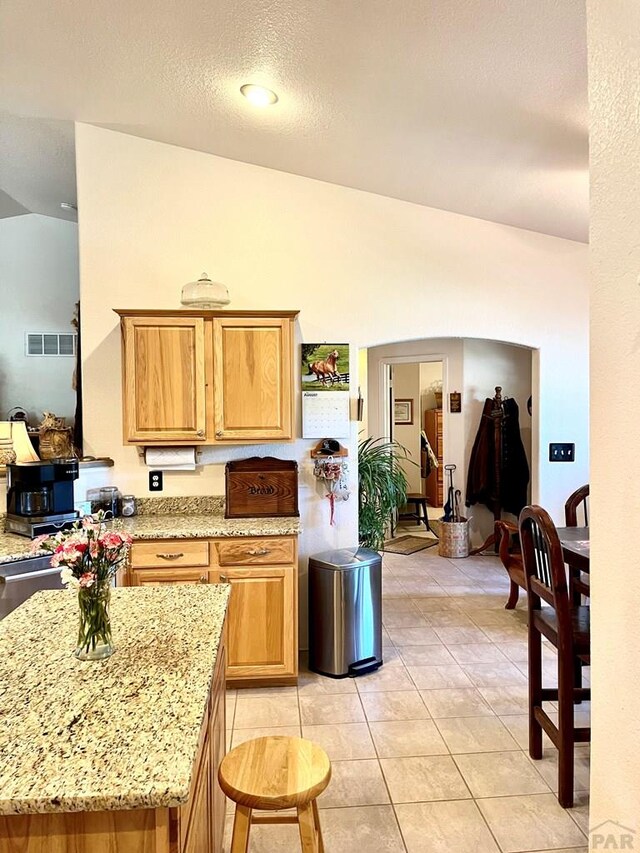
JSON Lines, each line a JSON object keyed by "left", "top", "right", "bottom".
{"left": 0, "top": 555, "right": 62, "bottom": 620}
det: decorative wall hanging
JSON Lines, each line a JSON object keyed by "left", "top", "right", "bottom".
{"left": 301, "top": 343, "right": 350, "bottom": 438}
{"left": 313, "top": 450, "right": 350, "bottom": 526}
{"left": 394, "top": 399, "right": 413, "bottom": 425}
{"left": 449, "top": 391, "right": 462, "bottom": 413}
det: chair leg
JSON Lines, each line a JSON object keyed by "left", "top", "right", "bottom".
{"left": 573, "top": 656, "right": 583, "bottom": 705}
{"left": 312, "top": 799, "right": 325, "bottom": 853}
{"left": 505, "top": 578, "right": 520, "bottom": 610}
{"left": 230, "top": 805, "right": 252, "bottom": 853}
{"left": 297, "top": 802, "right": 319, "bottom": 852}
{"left": 557, "top": 654, "right": 576, "bottom": 808}
{"left": 528, "top": 620, "right": 543, "bottom": 760}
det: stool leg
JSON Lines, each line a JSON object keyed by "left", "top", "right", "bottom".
{"left": 312, "top": 799, "right": 325, "bottom": 853}
{"left": 231, "top": 804, "right": 252, "bottom": 853}
{"left": 297, "top": 802, "right": 319, "bottom": 852}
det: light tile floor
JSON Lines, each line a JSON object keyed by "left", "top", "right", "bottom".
{"left": 223, "top": 532, "right": 590, "bottom": 853}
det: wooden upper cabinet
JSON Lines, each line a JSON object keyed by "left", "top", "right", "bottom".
{"left": 121, "top": 316, "right": 207, "bottom": 443}
{"left": 116, "top": 310, "right": 297, "bottom": 445}
{"left": 212, "top": 316, "right": 293, "bottom": 441}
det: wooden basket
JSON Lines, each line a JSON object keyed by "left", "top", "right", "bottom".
{"left": 225, "top": 457, "right": 299, "bottom": 518}
{"left": 438, "top": 518, "right": 469, "bottom": 558}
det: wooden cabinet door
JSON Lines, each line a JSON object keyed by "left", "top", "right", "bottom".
{"left": 212, "top": 317, "right": 293, "bottom": 441}
{"left": 122, "top": 316, "right": 207, "bottom": 443}
{"left": 183, "top": 742, "right": 212, "bottom": 853}
{"left": 214, "top": 567, "right": 296, "bottom": 679}
{"left": 130, "top": 568, "right": 209, "bottom": 586}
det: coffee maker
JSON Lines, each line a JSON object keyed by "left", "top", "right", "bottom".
{"left": 6, "top": 459, "right": 79, "bottom": 538}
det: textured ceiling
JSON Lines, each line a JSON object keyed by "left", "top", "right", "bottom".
{"left": 0, "top": 0, "right": 588, "bottom": 240}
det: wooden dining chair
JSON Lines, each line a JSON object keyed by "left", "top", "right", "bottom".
{"left": 564, "top": 484, "right": 589, "bottom": 527}
{"left": 519, "top": 505, "right": 590, "bottom": 808}
{"left": 495, "top": 520, "right": 526, "bottom": 609}
{"left": 564, "top": 485, "right": 590, "bottom": 601}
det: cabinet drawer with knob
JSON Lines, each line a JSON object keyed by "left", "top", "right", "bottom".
{"left": 214, "top": 537, "right": 295, "bottom": 567}
{"left": 130, "top": 539, "right": 210, "bottom": 569}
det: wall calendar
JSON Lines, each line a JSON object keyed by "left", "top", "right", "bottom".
{"left": 301, "top": 343, "right": 350, "bottom": 439}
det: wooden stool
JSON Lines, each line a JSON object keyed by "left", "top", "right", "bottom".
{"left": 218, "top": 735, "right": 331, "bottom": 853}
{"left": 401, "top": 493, "right": 437, "bottom": 536}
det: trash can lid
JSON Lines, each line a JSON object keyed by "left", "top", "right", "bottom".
{"left": 309, "top": 547, "right": 381, "bottom": 570}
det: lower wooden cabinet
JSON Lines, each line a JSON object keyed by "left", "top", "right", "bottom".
{"left": 212, "top": 566, "right": 296, "bottom": 683}
{"left": 178, "top": 640, "right": 226, "bottom": 853}
{"left": 128, "top": 535, "right": 299, "bottom": 686}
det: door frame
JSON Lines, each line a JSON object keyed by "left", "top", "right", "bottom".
{"left": 378, "top": 352, "right": 449, "bottom": 449}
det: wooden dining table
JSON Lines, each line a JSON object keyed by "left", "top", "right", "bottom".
{"left": 557, "top": 526, "right": 590, "bottom": 572}
{"left": 557, "top": 526, "right": 589, "bottom": 605}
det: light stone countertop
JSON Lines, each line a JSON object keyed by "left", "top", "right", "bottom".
{"left": 0, "top": 584, "right": 230, "bottom": 815}
{"left": 0, "top": 506, "right": 301, "bottom": 564}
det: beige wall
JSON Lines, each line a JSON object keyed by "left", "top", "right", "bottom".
{"left": 420, "top": 361, "right": 443, "bottom": 415}
{"left": 588, "top": 0, "right": 640, "bottom": 836}
{"left": 75, "top": 123, "right": 589, "bottom": 640}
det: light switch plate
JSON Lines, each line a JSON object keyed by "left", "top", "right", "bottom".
{"left": 549, "top": 443, "right": 575, "bottom": 462}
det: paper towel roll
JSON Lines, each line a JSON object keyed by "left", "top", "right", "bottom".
{"left": 144, "top": 447, "right": 197, "bottom": 470}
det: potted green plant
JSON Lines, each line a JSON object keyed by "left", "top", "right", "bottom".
{"left": 358, "top": 436, "right": 412, "bottom": 550}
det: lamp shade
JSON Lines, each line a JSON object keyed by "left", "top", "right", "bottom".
{"left": 181, "top": 272, "right": 230, "bottom": 309}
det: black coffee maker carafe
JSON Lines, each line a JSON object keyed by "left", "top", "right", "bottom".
{"left": 6, "top": 459, "right": 79, "bottom": 538}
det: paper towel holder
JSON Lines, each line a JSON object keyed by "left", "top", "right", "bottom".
{"left": 137, "top": 446, "right": 204, "bottom": 466}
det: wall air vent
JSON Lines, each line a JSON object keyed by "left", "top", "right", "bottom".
{"left": 25, "top": 332, "right": 77, "bottom": 357}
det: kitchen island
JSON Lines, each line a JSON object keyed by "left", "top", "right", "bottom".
{"left": 0, "top": 584, "right": 229, "bottom": 852}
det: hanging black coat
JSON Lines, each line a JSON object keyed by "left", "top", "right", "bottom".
{"left": 465, "top": 397, "right": 529, "bottom": 516}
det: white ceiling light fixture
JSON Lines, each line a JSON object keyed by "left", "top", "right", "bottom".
{"left": 240, "top": 83, "right": 278, "bottom": 108}
{"left": 60, "top": 202, "right": 77, "bottom": 211}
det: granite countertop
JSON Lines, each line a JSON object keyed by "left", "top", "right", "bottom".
{"left": 112, "top": 511, "right": 301, "bottom": 541}
{"left": 0, "top": 501, "right": 301, "bottom": 564}
{"left": 0, "top": 584, "right": 230, "bottom": 815}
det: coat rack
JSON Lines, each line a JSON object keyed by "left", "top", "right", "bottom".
{"left": 469, "top": 386, "right": 507, "bottom": 555}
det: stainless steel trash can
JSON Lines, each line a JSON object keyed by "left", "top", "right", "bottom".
{"left": 308, "top": 547, "right": 383, "bottom": 678}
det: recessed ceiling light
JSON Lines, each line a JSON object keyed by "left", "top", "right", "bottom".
{"left": 60, "top": 202, "right": 77, "bottom": 211}
{"left": 240, "top": 83, "right": 278, "bottom": 107}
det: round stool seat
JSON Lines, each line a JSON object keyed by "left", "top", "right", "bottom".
{"left": 219, "top": 736, "right": 331, "bottom": 811}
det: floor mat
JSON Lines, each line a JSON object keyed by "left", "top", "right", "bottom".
{"left": 383, "top": 535, "right": 439, "bottom": 555}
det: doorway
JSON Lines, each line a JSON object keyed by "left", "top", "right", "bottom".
{"left": 364, "top": 337, "right": 533, "bottom": 550}
{"left": 390, "top": 360, "right": 444, "bottom": 537}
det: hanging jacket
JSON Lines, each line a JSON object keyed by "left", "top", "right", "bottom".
{"left": 421, "top": 430, "right": 438, "bottom": 478}
{"left": 465, "top": 397, "right": 529, "bottom": 516}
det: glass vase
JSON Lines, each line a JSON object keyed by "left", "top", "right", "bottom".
{"left": 75, "top": 582, "right": 114, "bottom": 660}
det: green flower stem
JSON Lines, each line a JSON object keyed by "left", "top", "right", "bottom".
{"left": 77, "top": 583, "right": 112, "bottom": 655}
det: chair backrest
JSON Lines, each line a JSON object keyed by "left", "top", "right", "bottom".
{"left": 565, "top": 484, "right": 589, "bottom": 527}
{"left": 519, "top": 505, "right": 572, "bottom": 636}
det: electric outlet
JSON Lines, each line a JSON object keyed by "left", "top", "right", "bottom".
{"left": 549, "top": 443, "right": 575, "bottom": 462}
{"left": 149, "top": 470, "right": 163, "bottom": 491}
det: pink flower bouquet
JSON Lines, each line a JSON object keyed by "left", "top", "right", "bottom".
{"left": 33, "top": 514, "right": 132, "bottom": 660}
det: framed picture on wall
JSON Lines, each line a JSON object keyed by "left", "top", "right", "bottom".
{"left": 394, "top": 399, "right": 414, "bottom": 425}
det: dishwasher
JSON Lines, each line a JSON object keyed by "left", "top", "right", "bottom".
{"left": 0, "top": 555, "right": 63, "bottom": 620}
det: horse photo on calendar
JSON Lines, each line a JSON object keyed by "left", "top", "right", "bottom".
{"left": 301, "top": 343, "right": 350, "bottom": 392}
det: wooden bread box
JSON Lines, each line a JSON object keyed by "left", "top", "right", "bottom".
{"left": 225, "top": 457, "right": 299, "bottom": 518}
